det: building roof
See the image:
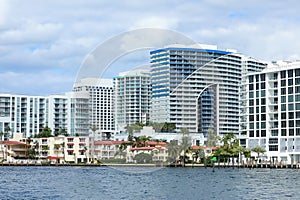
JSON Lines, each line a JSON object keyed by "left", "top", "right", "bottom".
{"left": 94, "top": 140, "right": 127, "bottom": 145}
{"left": 0, "top": 141, "right": 25, "bottom": 145}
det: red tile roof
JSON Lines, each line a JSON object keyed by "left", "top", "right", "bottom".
{"left": 0, "top": 141, "right": 25, "bottom": 145}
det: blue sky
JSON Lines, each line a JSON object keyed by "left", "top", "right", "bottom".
{"left": 0, "top": 0, "right": 300, "bottom": 95}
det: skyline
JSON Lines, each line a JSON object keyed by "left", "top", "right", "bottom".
{"left": 1, "top": 0, "right": 300, "bottom": 95}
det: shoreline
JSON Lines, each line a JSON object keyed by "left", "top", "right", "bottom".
{"left": 1, "top": 162, "right": 300, "bottom": 169}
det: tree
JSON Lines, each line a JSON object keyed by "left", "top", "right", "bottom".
{"left": 90, "top": 126, "right": 98, "bottom": 163}
{"left": 35, "top": 126, "right": 52, "bottom": 138}
{"left": 115, "top": 142, "right": 128, "bottom": 159}
{"left": 206, "top": 129, "right": 220, "bottom": 147}
{"left": 167, "top": 140, "right": 180, "bottom": 164}
{"left": 251, "top": 146, "right": 266, "bottom": 162}
{"left": 25, "top": 137, "right": 33, "bottom": 158}
{"left": 179, "top": 128, "right": 191, "bottom": 167}
{"left": 134, "top": 152, "right": 152, "bottom": 163}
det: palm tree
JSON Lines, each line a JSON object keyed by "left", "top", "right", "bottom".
{"left": 26, "top": 137, "right": 33, "bottom": 158}
{"left": 251, "top": 146, "right": 266, "bottom": 163}
{"left": 90, "top": 126, "right": 98, "bottom": 163}
{"left": 167, "top": 140, "right": 180, "bottom": 165}
{"left": 0, "top": 132, "right": 3, "bottom": 141}
{"left": 179, "top": 128, "right": 191, "bottom": 167}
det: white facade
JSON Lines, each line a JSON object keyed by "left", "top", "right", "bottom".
{"left": 243, "top": 61, "right": 300, "bottom": 164}
{"left": 114, "top": 69, "right": 151, "bottom": 131}
{"left": 150, "top": 44, "right": 266, "bottom": 136}
{"left": 73, "top": 78, "right": 114, "bottom": 139}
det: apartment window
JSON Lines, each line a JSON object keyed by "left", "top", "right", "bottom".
{"left": 261, "top": 122, "right": 266, "bottom": 129}
{"left": 289, "top": 121, "right": 294, "bottom": 127}
{"left": 269, "top": 145, "right": 278, "bottom": 151}
{"left": 281, "top": 88, "right": 286, "bottom": 95}
{"left": 249, "top": 84, "right": 254, "bottom": 90}
{"left": 249, "top": 131, "right": 254, "bottom": 137}
{"left": 261, "top": 106, "right": 266, "bottom": 113}
{"left": 261, "top": 90, "right": 266, "bottom": 97}
{"left": 249, "top": 92, "right": 254, "bottom": 98}
{"left": 288, "top": 87, "right": 294, "bottom": 94}
{"left": 297, "top": 120, "right": 300, "bottom": 127}
{"left": 281, "top": 104, "right": 286, "bottom": 111}
{"left": 256, "top": 99, "right": 260, "bottom": 105}
{"left": 249, "top": 99, "right": 254, "bottom": 106}
{"left": 256, "top": 130, "right": 259, "bottom": 137}
{"left": 296, "top": 69, "right": 300, "bottom": 76}
{"left": 288, "top": 79, "right": 293, "bottom": 86}
{"left": 289, "top": 112, "right": 294, "bottom": 119}
{"left": 249, "top": 115, "right": 254, "bottom": 121}
{"left": 281, "top": 121, "right": 286, "bottom": 128}
{"left": 256, "top": 91, "right": 259, "bottom": 97}
{"left": 281, "top": 80, "right": 286, "bottom": 87}
{"left": 288, "top": 104, "right": 294, "bottom": 111}
{"left": 249, "top": 76, "right": 254, "bottom": 83}
{"left": 296, "top": 86, "right": 300, "bottom": 93}
{"left": 296, "top": 95, "right": 300, "bottom": 101}
{"left": 261, "top": 114, "right": 266, "bottom": 120}
{"left": 288, "top": 95, "right": 294, "bottom": 102}
{"left": 261, "top": 130, "right": 266, "bottom": 137}
{"left": 289, "top": 129, "right": 294, "bottom": 136}
{"left": 261, "top": 98, "right": 266, "bottom": 105}
{"left": 261, "top": 74, "right": 265, "bottom": 81}
{"left": 249, "top": 107, "right": 254, "bottom": 114}
{"left": 296, "top": 103, "right": 300, "bottom": 110}
{"left": 256, "top": 107, "right": 259, "bottom": 113}
{"left": 250, "top": 123, "right": 254, "bottom": 129}
{"left": 297, "top": 112, "right": 300, "bottom": 118}
{"left": 288, "top": 70, "right": 293, "bottom": 77}
{"left": 296, "top": 78, "right": 300, "bottom": 85}
{"left": 281, "top": 129, "right": 287, "bottom": 136}
{"left": 281, "top": 96, "right": 286, "bottom": 103}
{"left": 281, "top": 71, "right": 286, "bottom": 78}
{"left": 261, "top": 82, "right": 265, "bottom": 89}
{"left": 281, "top": 113, "right": 286, "bottom": 119}
{"left": 296, "top": 128, "right": 300, "bottom": 136}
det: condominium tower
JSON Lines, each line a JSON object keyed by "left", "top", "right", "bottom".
{"left": 114, "top": 69, "right": 151, "bottom": 131}
{"left": 243, "top": 61, "right": 300, "bottom": 164}
{"left": 150, "top": 44, "right": 266, "bottom": 135}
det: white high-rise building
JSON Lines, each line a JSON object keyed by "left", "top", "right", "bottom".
{"left": 114, "top": 69, "right": 151, "bottom": 132}
{"left": 0, "top": 93, "right": 90, "bottom": 138}
{"left": 243, "top": 61, "right": 300, "bottom": 164}
{"left": 73, "top": 78, "right": 114, "bottom": 140}
{"left": 150, "top": 44, "right": 266, "bottom": 136}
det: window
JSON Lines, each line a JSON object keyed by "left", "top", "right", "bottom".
{"left": 269, "top": 145, "right": 278, "bottom": 151}
{"left": 250, "top": 123, "right": 254, "bottom": 129}
{"left": 296, "top": 128, "right": 300, "bottom": 136}
{"left": 249, "top": 115, "right": 254, "bottom": 121}
{"left": 296, "top": 69, "right": 300, "bottom": 76}
{"left": 296, "top": 112, "right": 300, "bottom": 118}
{"left": 288, "top": 69, "right": 293, "bottom": 77}
{"left": 256, "top": 130, "right": 259, "bottom": 137}
{"left": 261, "top": 122, "right": 266, "bottom": 128}
{"left": 288, "top": 79, "right": 293, "bottom": 86}
{"left": 256, "top": 83, "right": 259, "bottom": 90}
{"left": 249, "top": 99, "right": 254, "bottom": 106}
{"left": 261, "top": 74, "right": 265, "bottom": 81}
{"left": 261, "top": 114, "right": 266, "bottom": 120}
{"left": 256, "top": 91, "right": 259, "bottom": 97}
{"left": 269, "top": 138, "right": 278, "bottom": 144}
{"left": 281, "top": 71, "right": 286, "bottom": 78}
{"left": 256, "top": 99, "right": 260, "bottom": 105}
{"left": 249, "top": 84, "right": 254, "bottom": 91}
{"left": 296, "top": 95, "right": 300, "bottom": 101}
{"left": 289, "top": 129, "right": 294, "bottom": 136}
{"left": 281, "top": 129, "right": 287, "bottom": 136}
{"left": 296, "top": 78, "right": 300, "bottom": 85}
{"left": 288, "top": 95, "right": 294, "bottom": 102}
{"left": 296, "top": 103, "right": 300, "bottom": 110}
{"left": 281, "top": 80, "right": 286, "bottom": 86}
{"left": 281, "top": 88, "right": 286, "bottom": 95}
{"left": 261, "top": 106, "right": 266, "bottom": 113}
{"left": 249, "top": 131, "right": 254, "bottom": 137}
{"left": 261, "top": 98, "right": 266, "bottom": 105}
{"left": 297, "top": 120, "right": 300, "bottom": 127}
{"left": 289, "top": 112, "right": 294, "bottom": 119}
{"left": 281, "top": 112, "right": 286, "bottom": 119}
{"left": 249, "top": 107, "right": 254, "bottom": 114}
{"left": 249, "top": 92, "right": 254, "bottom": 98}
{"left": 249, "top": 75, "right": 254, "bottom": 83}
{"left": 261, "top": 90, "right": 266, "bottom": 97}
{"left": 288, "top": 104, "right": 294, "bottom": 111}
{"left": 281, "top": 96, "right": 286, "bottom": 103}
{"left": 281, "top": 104, "right": 286, "bottom": 111}
{"left": 288, "top": 87, "right": 294, "bottom": 94}
{"left": 261, "top": 130, "right": 266, "bottom": 137}
{"left": 261, "top": 82, "right": 265, "bottom": 89}
{"left": 281, "top": 121, "right": 286, "bottom": 128}
{"left": 289, "top": 120, "right": 294, "bottom": 127}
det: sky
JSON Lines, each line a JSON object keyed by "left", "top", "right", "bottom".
{"left": 0, "top": 0, "right": 300, "bottom": 95}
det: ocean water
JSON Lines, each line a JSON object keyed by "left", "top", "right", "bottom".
{"left": 0, "top": 166, "right": 299, "bottom": 200}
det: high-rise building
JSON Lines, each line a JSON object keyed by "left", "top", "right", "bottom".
{"left": 243, "top": 61, "right": 300, "bottom": 164}
{"left": 114, "top": 69, "right": 151, "bottom": 131}
{"left": 0, "top": 93, "right": 89, "bottom": 138}
{"left": 150, "top": 44, "right": 266, "bottom": 136}
{"left": 73, "top": 78, "right": 114, "bottom": 139}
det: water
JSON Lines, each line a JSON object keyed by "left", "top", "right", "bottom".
{"left": 0, "top": 166, "right": 300, "bottom": 200}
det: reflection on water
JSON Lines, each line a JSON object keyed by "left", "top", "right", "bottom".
{"left": 0, "top": 166, "right": 300, "bottom": 199}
